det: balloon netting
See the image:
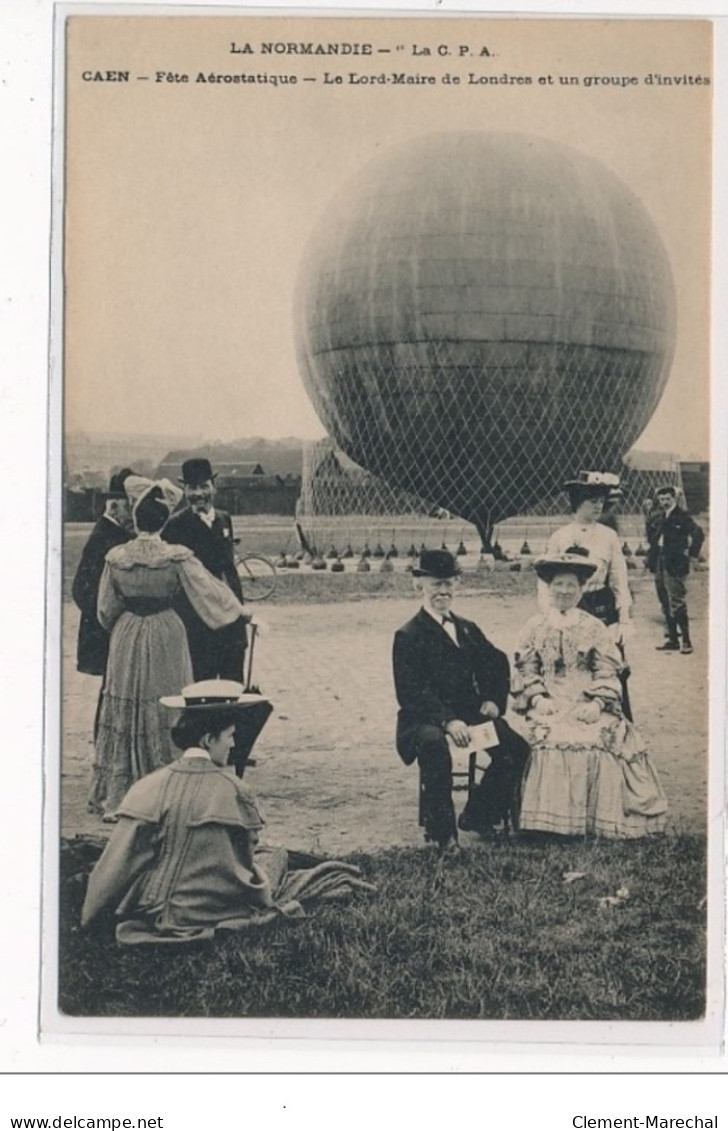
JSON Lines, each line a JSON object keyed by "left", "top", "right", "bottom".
{"left": 300, "top": 336, "right": 671, "bottom": 533}
{"left": 296, "top": 438, "right": 682, "bottom": 556}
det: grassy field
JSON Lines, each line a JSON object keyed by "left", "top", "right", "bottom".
{"left": 59, "top": 832, "right": 706, "bottom": 1021}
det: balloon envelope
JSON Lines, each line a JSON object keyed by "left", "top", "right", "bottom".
{"left": 295, "top": 132, "right": 676, "bottom": 532}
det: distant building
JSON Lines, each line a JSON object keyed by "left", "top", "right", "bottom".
{"left": 679, "top": 460, "right": 709, "bottom": 514}
{"left": 65, "top": 431, "right": 203, "bottom": 485}
{"left": 156, "top": 456, "right": 265, "bottom": 481}
{"left": 157, "top": 450, "right": 299, "bottom": 516}
{"left": 622, "top": 451, "right": 708, "bottom": 515}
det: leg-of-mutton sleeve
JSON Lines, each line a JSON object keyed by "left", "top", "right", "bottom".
{"left": 583, "top": 619, "right": 624, "bottom": 710}
{"left": 177, "top": 555, "right": 247, "bottom": 630}
{"left": 604, "top": 527, "right": 631, "bottom": 621}
{"left": 96, "top": 562, "right": 127, "bottom": 633}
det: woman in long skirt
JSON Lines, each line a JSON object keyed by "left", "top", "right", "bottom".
{"left": 89, "top": 484, "right": 248, "bottom": 821}
{"left": 517, "top": 553, "right": 667, "bottom": 838}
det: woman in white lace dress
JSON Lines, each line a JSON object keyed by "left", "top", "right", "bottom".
{"left": 516, "top": 553, "right": 667, "bottom": 838}
{"left": 89, "top": 484, "right": 247, "bottom": 820}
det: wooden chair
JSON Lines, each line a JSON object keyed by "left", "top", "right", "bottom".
{"left": 418, "top": 751, "right": 521, "bottom": 832}
{"left": 417, "top": 751, "right": 480, "bottom": 827}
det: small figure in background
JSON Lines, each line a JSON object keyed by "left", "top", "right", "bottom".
{"left": 647, "top": 485, "right": 705, "bottom": 655}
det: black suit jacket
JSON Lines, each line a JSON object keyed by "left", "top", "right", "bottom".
{"left": 161, "top": 506, "right": 243, "bottom": 598}
{"left": 647, "top": 506, "right": 704, "bottom": 577}
{"left": 72, "top": 516, "right": 133, "bottom": 675}
{"left": 393, "top": 608, "right": 511, "bottom": 766}
{"left": 161, "top": 506, "right": 246, "bottom": 680}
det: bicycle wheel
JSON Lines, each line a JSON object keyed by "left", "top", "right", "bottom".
{"left": 236, "top": 554, "right": 277, "bottom": 601}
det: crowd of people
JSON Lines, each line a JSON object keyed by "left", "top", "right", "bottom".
{"left": 71, "top": 459, "right": 704, "bottom": 936}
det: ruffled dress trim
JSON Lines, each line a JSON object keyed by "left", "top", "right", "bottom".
{"left": 105, "top": 536, "right": 193, "bottom": 570}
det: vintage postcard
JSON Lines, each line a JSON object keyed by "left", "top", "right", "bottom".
{"left": 45, "top": 4, "right": 722, "bottom": 1049}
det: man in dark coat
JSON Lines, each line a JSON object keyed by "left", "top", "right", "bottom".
{"left": 161, "top": 458, "right": 267, "bottom": 776}
{"left": 648, "top": 485, "right": 705, "bottom": 655}
{"left": 161, "top": 457, "right": 248, "bottom": 682}
{"left": 72, "top": 469, "right": 135, "bottom": 678}
{"left": 392, "top": 549, "right": 530, "bottom": 851}
{"left": 71, "top": 469, "right": 136, "bottom": 747}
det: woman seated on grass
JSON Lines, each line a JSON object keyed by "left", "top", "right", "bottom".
{"left": 81, "top": 680, "right": 374, "bottom": 944}
{"left": 515, "top": 552, "right": 668, "bottom": 838}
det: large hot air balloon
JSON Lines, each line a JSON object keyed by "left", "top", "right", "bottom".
{"left": 294, "top": 132, "right": 676, "bottom": 549}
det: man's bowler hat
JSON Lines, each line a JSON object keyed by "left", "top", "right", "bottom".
{"left": 179, "top": 458, "right": 217, "bottom": 486}
{"left": 412, "top": 549, "right": 462, "bottom": 579}
{"left": 655, "top": 484, "right": 677, "bottom": 497}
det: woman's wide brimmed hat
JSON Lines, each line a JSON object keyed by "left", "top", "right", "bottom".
{"left": 534, "top": 552, "right": 598, "bottom": 585}
{"left": 563, "top": 470, "right": 620, "bottom": 495}
{"left": 160, "top": 680, "right": 268, "bottom": 710}
{"left": 412, "top": 549, "right": 462, "bottom": 579}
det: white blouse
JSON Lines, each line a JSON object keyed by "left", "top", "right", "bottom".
{"left": 537, "top": 522, "right": 631, "bottom": 620}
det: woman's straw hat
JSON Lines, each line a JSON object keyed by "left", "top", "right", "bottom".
{"left": 160, "top": 680, "right": 268, "bottom": 710}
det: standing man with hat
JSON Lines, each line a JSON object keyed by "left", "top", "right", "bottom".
{"left": 161, "top": 457, "right": 249, "bottom": 683}
{"left": 647, "top": 484, "right": 704, "bottom": 655}
{"left": 162, "top": 457, "right": 268, "bottom": 775}
{"left": 72, "top": 468, "right": 136, "bottom": 725}
{"left": 392, "top": 549, "right": 530, "bottom": 853}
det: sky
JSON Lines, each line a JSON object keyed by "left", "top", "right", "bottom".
{"left": 63, "top": 15, "right": 711, "bottom": 458}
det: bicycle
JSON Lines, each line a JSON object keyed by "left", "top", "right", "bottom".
{"left": 234, "top": 545, "right": 277, "bottom": 601}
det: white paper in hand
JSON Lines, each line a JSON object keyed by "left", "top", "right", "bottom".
{"left": 446, "top": 721, "right": 499, "bottom": 773}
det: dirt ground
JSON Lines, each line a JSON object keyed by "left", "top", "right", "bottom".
{"left": 59, "top": 564, "right": 709, "bottom": 854}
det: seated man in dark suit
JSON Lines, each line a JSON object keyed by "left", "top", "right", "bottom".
{"left": 162, "top": 457, "right": 269, "bottom": 775}
{"left": 392, "top": 549, "right": 530, "bottom": 852}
